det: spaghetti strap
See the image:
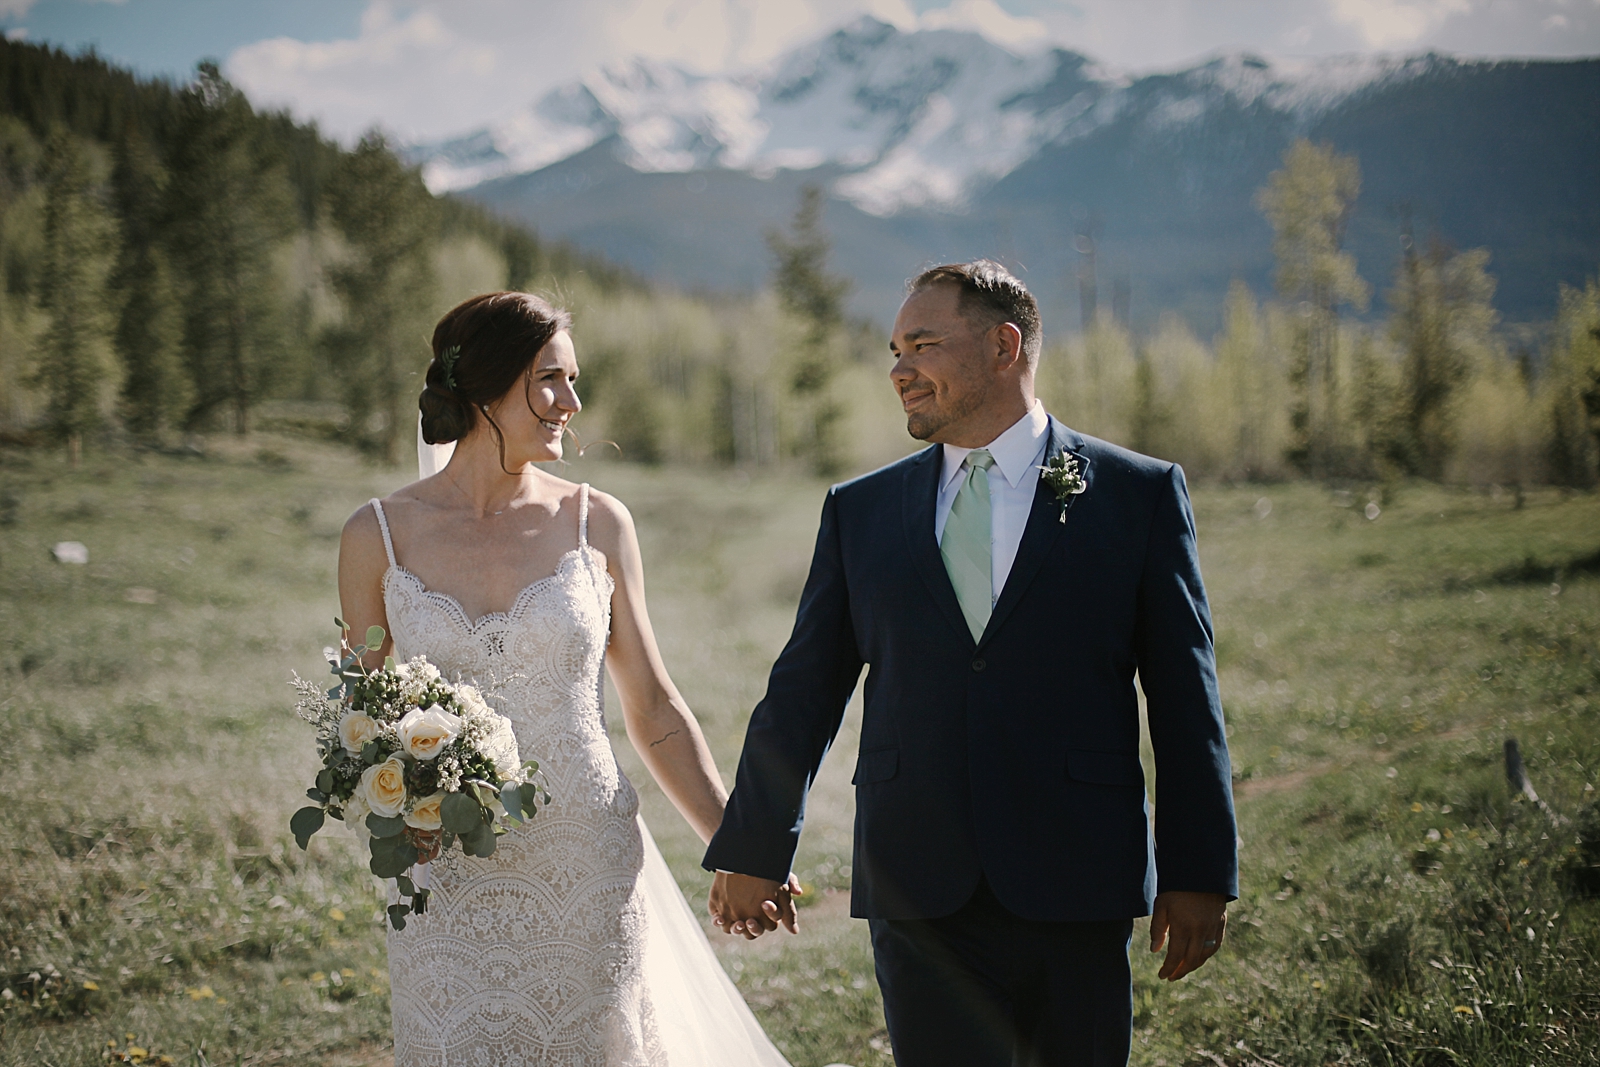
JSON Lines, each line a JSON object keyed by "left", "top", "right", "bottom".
{"left": 578, "top": 484, "right": 590, "bottom": 549}
{"left": 369, "top": 498, "right": 397, "bottom": 569}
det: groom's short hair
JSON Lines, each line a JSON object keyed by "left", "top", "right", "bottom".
{"left": 908, "top": 260, "right": 1042, "bottom": 368}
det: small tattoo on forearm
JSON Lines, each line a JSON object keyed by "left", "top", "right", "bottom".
{"left": 648, "top": 730, "right": 681, "bottom": 748}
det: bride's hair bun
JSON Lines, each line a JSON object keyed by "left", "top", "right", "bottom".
{"left": 419, "top": 291, "right": 573, "bottom": 445}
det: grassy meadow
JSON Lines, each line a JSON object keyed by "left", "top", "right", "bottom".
{"left": 0, "top": 433, "right": 1597, "bottom": 1066}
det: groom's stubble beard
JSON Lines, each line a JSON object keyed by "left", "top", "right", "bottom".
{"left": 903, "top": 366, "right": 994, "bottom": 442}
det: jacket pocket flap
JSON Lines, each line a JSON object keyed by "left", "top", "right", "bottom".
{"left": 852, "top": 749, "right": 898, "bottom": 785}
{"left": 1066, "top": 749, "right": 1145, "bottom": 787}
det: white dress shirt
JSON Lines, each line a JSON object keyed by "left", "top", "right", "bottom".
{"left": 935, "top": 400, "right": 1051, "bottom": 607}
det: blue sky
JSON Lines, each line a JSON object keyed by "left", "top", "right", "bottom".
{"left": 1, "top": 0, "right": 365, "bottom": 79}
{"left": 4, "top": 0, "right": 1596, "bottom": 141}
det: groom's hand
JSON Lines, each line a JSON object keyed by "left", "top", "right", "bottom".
{"left": 708, "top": 871, "right": 803, "bottom": 939}
{"left": 1150, "top": 891, "right": 1228, "bottom": 980}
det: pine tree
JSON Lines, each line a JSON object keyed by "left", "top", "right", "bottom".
{"left": 0, "top": 116, "right": 44, "bottom": 431}
{"left": 1388, "top": 235, "right": 1499, "bottom": 479}
{"left": 767, "top": 185, "right": 851, "bottom": 475}
{"left": 111, "top": 127, "right": 189, "bottom": 440}
{"left": 324, "top": 131, "right": 437, "bottom": 464}
{"left": 1256, "top": 140, "right": 1370, "bottom": 478}
{"left": 35, "top": 129, "right": 120, "bottom": 464}
{"left": 164, "top": 62, "right": 293, "bottom": 434}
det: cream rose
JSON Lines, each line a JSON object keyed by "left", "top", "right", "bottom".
{"left": 404, "top": 792, "right": 444, "bottom": 831}
{"left": 337, "top": 712, "right": 381, "bottom": 754}
{"left": 397, "top": 704, "right": 461, "bottom": 760}
{"left": 360, "top": 757, "right": 408, "bottom": 817}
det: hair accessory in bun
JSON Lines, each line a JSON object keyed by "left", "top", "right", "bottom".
{"left": 439, "top": 345, "right": 462, "bottom": 391}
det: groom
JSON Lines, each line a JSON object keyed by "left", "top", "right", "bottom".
{"left": 704, "top": 260, "right": 1237, "bottom": 1066}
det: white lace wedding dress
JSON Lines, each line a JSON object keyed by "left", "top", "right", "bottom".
{"left": 369, "top": 485, "right": 790, "bottom": 1067}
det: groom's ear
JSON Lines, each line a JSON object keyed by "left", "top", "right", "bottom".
{"left": 991, "top": 321, "right": 1024, "bottom": 372}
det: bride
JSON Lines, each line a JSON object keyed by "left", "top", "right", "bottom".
{"left": 337, "top": 291, "right": 796, "bottom": 1066}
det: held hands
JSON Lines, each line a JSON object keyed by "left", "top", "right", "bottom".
{"left": 1149, "top": 890, "right": 1229, "bottom": 980}
{"left": 708, "top": 871, "right": 804, "bottom": 939}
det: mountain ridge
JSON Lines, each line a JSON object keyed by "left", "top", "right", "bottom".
{"left": 407, "top": 19, "right": 1600, "bottom": 331}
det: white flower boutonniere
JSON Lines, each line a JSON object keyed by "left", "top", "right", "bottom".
{"left": 1038, "top": 449, "right": 1087, "bottom": 523}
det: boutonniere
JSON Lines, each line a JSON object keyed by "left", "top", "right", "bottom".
{"left": 1038, "top": 449, "right": 1087, "bottom": 523}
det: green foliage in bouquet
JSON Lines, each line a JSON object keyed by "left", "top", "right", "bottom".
{"left": 290, "top": 620, "right": 549, "bottom": 930}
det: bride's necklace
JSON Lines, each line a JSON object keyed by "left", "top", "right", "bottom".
{"left": 442, "top": 468, "right": 522, "bottom": 517}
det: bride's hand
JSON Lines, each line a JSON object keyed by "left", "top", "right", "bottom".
{"left": 709, "top": 871, "right": 803, "bottom": 938}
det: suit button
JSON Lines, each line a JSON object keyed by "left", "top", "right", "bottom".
{"left": 971, "top": 658, "right": 986, "bottom": 672}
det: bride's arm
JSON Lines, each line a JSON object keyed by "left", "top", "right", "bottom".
{"left": 589, "top": 490, "right": 728, "bottom": 845}
{"left": 337, "top": 503, "right": 396, "bottom": 670}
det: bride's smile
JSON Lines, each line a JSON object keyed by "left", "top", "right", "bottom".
{"left": 478, "top": 328, "right": 581, "bottom": 465}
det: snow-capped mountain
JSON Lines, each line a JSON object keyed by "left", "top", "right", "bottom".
{"left": 410, "top": 18, "right": 1429, "bottom": 216}
{"left": 407, "top": 18, "right": 1599, "bottom": 329}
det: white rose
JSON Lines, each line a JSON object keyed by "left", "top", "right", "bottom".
{"left": 397, "top": 704, "right": 462, "bottom": 760}
{"left": 360, "top": 757, "right": 408, "bottom": 817}
{"left": 338, "top": 712, "right": 381, "bottom": 754}
{"left": 342, "top": 791, "right": 371, "bottom": 841}
{"left": 481, "top": 714, "right": 522, "bottom": 779}
{"left": 404, "top": 792, "right": 444, "bottom": 831}
{"left": 458, "top": 685, "right": 489, "bottom": 715}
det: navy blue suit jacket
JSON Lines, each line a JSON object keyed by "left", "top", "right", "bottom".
{"left": 702, "top": 417, "right": 1238, "bottom": 921}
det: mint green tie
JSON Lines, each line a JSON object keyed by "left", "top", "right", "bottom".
{"left": 941, "top": 449, "right": 995, "bottom": 641}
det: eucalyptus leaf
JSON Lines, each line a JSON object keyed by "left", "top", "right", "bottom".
{"left": 366, "top": 813, "right": 406, "bottom": 838}
{"left": 395, "top": 875, "right": 416, "bottom": 897}
{"left": 362, "top": 741, "right": 382, "bottom": 764}
{"left": 441, "top": 792, "right": 483, "bottom": 835}
{"left": 306, "top": 787, "right": 327, "bottom": 803}
{"left": 289, "top": 806, "right": 325, "bottom": 851}
{"left": 366, "top": 625, "right": 386, "bottom": 649}
{"left": 499, "top": 785, "right": 522, "bottom": 824}
{"left": 386, "top": 903, "right": 408, "bottom": 931}
{"left": 463, "top": 822, "right": 497, "bottom": 858}
{"left": 369, "top": 842, "right": 416, "bottom": 879}
{"left": 334, "top": 616, "right": 347, "bottom": 631}
{"left": 384, "top": 655, "right": 396, "bottom": 671}
{"left": 315, "top": 769, "right": 335, "bottom": 794}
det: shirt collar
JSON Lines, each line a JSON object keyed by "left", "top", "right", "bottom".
{"left": 940, "top": 400, "right": 1050, "bottom": 491}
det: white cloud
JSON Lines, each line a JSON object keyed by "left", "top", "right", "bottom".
{"left": 1329, "top": 0, "right": 1469, "bottom": 48}
{"left": 920, "top": 0, "right": 1049, "bottom": 51}
{"left": 0, "top": 0, "right": 35, "bottom": 17}
{"left": 229, "top": 0, "right": 925, "bottom": 142}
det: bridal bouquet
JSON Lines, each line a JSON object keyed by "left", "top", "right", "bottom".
{"left": 289, "top": 620, "right": 548, "bottom": 930}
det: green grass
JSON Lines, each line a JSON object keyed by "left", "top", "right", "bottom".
{"left": 0, "top": 436, "right": 1596, "bottom": 1066}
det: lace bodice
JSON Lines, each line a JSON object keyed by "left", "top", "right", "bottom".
{"left": 372, "top": 486, "right": 664, "bottom": 1067}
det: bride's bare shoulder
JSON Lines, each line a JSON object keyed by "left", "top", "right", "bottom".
{"left": 339, "top": 500, "right": 388, "bottom": 576}
{"left": 341, "top": 482, "right": 431, "bottom": 551}
{"left": 581, "top": 486, "right": 636, "bottom": 554}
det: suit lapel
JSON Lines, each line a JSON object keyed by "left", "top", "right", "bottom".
{"left": 978, "top": 417, "right": 1090, "bottom": 651}
{"left": 901, "top": 445, "right": 975, "bottom": 647}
